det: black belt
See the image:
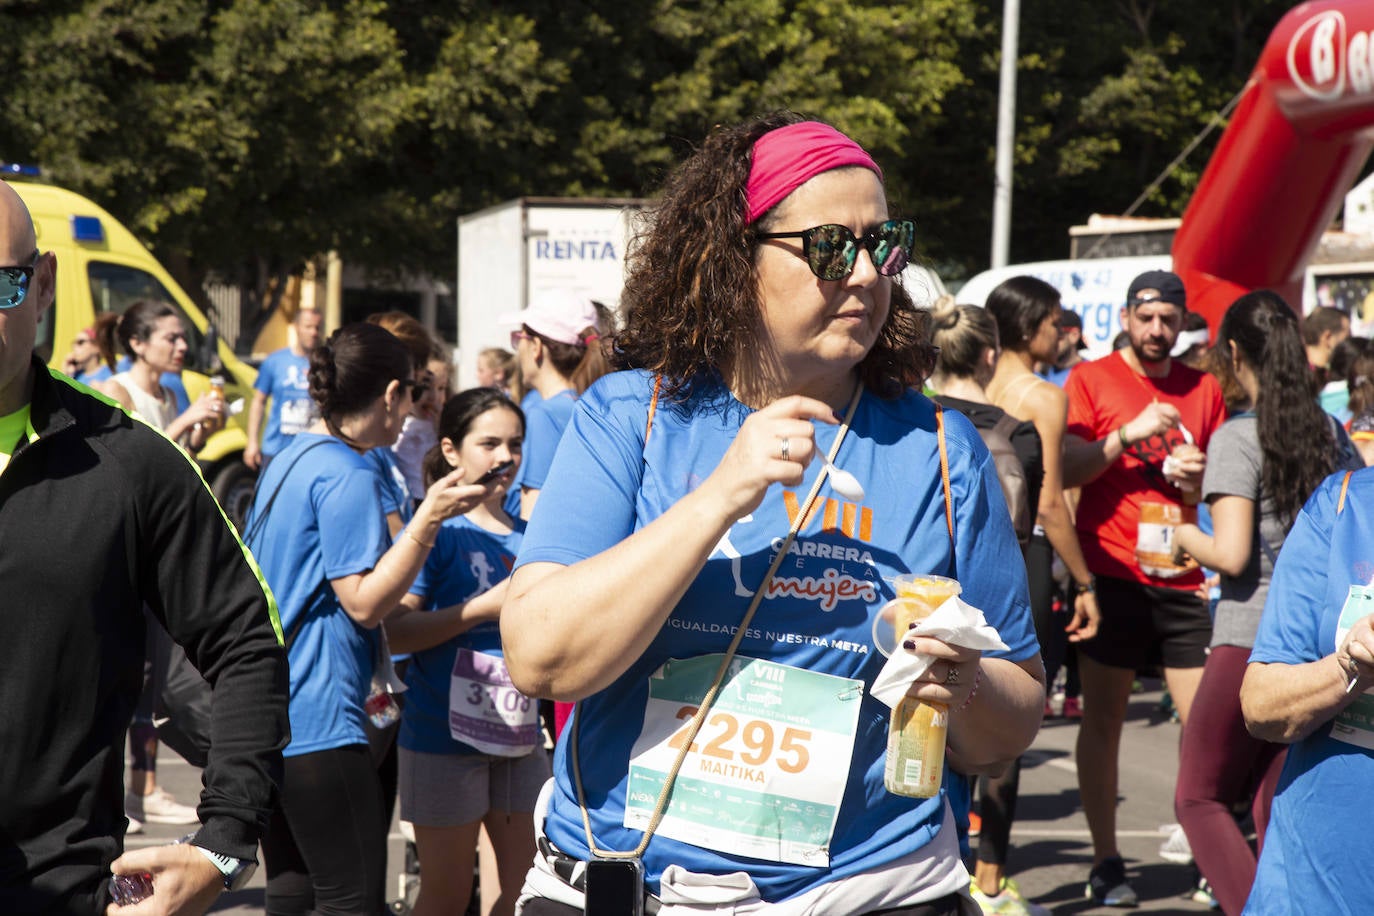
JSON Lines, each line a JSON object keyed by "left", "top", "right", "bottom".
{"left": 537, "top": 837, "right": 662, "bottom": 914}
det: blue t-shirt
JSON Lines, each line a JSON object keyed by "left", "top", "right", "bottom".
{"left": 366, "top": 447, "right": 414, "bottom": 524}
{"left": 504, "top": 390, "right": 545, "bottom": 517}
{"left": 244, "top": 433, "right": 390, "bottom": 756}
{"left": 516, "top": 370, "right": 1038, "bottom": 903}
{"left": 400, "top": 515, "right": 525, "bottom": 755}
{"left": 254, "top": 348, "right": 315, "bottom": 457}
{"left": 520, "top": 388, "right": 576, "bottom": 491}
{"left": 1038, "top": 364, "right": 1073, "bottom": 388}
{"left": 1246, "top": 467, "right": 1374, "bottom": 914}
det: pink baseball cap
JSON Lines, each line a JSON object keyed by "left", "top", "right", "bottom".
{"left": 499, "top": 290, "right": 601, "bottom": 346}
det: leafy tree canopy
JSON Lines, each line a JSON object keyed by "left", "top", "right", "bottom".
{"left": 0, "top": 0, "right": 1325, "bottom": 322}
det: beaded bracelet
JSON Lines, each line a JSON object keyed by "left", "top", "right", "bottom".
{"left": 958, "top": 664, "right": 983, "bottom": 710}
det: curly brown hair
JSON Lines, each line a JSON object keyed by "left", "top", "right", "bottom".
{"left": 614, "top": 111, "right": 935, "bottom": 401}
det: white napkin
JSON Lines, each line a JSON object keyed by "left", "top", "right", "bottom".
{"left": 869, "top": 595, "right": 1009, "bottom": 709}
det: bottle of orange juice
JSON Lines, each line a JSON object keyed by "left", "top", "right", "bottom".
{"left": 884, "top": 574, "right": 962, "bottom": 798}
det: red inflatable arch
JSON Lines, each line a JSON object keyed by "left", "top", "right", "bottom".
{"left": 1172, "top": 0, "right": 1374, "bottom": 327}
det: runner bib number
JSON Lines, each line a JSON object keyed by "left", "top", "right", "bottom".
{"left": 1332, "top": 585, "right": 1374, "bottom": 750}
{"left": 624, "top": 654, "right": 863, "bottom": 866}
{"left": 1136, "top": 500, "right": 1198, "bottom": 579}
{"left": 449, "top": 649, "right": 539, "bottom": 756}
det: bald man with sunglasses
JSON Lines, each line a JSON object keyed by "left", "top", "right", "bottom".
{"left": 0, "top": 180, "right": 289, "bottom": 914}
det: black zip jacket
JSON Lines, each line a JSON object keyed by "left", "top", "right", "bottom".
{"left": 0, "top": 360, "right": 289, "bottom": 914}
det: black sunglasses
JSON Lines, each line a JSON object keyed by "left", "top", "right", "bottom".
{"left": 0, "top": 249, "right": 40, "bottom": 309}
{"left": 404, "top": 379, "right": 430, "bottom": 399}
{"left": 755, "top": 219, "right": 915, "bottom": 281}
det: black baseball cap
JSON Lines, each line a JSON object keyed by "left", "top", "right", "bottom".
{"left": 1127, "top": 270, "right": 1187, "bottom": 309}
{"left": 1059, "top": 309, "right": 1088, "bottom": 350}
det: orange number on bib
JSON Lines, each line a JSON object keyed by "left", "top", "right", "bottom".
{"left": 777, "top": 727, "right": 812, "bottom": 774}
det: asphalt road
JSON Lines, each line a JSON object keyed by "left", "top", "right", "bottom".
{"left": 134, "top": 679, "right": 1218, "bottom": 915}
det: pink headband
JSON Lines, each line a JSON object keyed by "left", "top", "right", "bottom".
{"left": 745, "top": 122, "right": 883, "bottom": 225}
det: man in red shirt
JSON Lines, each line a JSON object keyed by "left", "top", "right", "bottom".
{"left": 1062, "top": 270, "right": 1228, "bottom": 906}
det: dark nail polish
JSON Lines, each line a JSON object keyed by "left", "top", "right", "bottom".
{"left": 902, "top": 639, "right": 916, "bottom": 651}
{"left": 907, "top": 621, "right": 917, "bottom": 630}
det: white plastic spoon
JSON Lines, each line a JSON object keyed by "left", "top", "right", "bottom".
{"left": 821, "top": 457, "right": 865, "bottom": 502}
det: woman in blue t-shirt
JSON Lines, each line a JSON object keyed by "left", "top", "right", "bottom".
{"left": 499, "top": 289, "right": 609, "bottom": 521}
{"left": 386, "top": 388, "right": 546, "bottom": 916}
{"left": 500, "top": 114, "right": 1045, "bottom": 915}
{"left": 1171, "top": 292, "right": 1360, "bottom": 914}
{"left": 245, "top": 323, "right": 486, "bottom": 916}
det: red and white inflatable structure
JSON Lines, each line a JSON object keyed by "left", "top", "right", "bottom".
{"left": 1173, "top": 0, "right": 1374, "bottom": 326}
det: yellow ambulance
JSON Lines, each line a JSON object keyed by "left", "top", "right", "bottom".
{"left": 8, "top": 172, "right": 260, "bottom": 527}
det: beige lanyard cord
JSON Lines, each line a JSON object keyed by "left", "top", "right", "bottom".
{"left": 572, "top": 380, "right": 866, "bottom": 860}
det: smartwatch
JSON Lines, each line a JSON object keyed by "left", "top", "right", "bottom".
{"left": 192, "top": 845, "right": 258, "bottom": 892}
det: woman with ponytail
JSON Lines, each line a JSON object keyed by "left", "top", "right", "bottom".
{"left": 244, "top": 323, "right": 487, "bottom": 915}
{"left": 500, "top": 289, "right": 609, "bottom": 520}
{"left": 94, "top": 299, "right": 224, "bottom": 453}
{"left": 1172, "top": 291, "right": 1362, "bottom": 914}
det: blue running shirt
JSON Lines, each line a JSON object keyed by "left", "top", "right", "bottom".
{"left": 516, "top": 370, "right": 1038, "bottom": 902}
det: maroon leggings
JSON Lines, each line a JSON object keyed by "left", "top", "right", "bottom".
{"left": 1175, "top": 645, "right": 1286, "bottom": 916}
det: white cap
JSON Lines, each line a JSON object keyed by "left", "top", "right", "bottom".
{"left": 498, "top": 290, "right": 600, "bottom": 346}
{"left": 1170, "top": 328, "right": 1209, "bottom": 357}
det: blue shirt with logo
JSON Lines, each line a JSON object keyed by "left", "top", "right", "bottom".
{"left": 254, "top": 348, "right": 314, "bottom": 457}
{"left": 516, "top": 370, "right": 1038, "bottom": 902}
{"left": 401, "top": 515, "right": 525, "bottom": 755}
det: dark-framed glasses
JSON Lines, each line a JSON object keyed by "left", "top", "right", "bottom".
{"left": 0, "top": 249, "right": 40, "bottom": 309}
{"left": 404, "top": 379, "right": 430, "bottom": 400}
{"left": 755, "top": 219, "right": 915, "bottom": 281}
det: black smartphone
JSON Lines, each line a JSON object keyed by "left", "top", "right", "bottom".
{"left": 476, "top": 460, "right": 514, "bottom": 484}
{"left": 584, "top": 857, "right": 644, "bottom": 916}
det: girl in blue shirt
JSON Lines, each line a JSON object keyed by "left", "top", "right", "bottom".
{"left": 387, "top": 388, "right": 545, "bottom": 916}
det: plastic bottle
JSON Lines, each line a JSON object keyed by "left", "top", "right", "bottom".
{"left": 883, "top": 574, "right": 962, "bottom": 798}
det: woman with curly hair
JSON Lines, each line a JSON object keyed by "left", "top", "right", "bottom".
{"left": 1172, "top": 291, "right": 1361, "bottom": 914}
{"left": 500, "top": 112, "right": 1044, "bottom": 915}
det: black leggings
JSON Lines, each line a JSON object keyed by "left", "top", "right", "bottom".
{"left": 263, "top": 744, "right": 389, "bottom": 916}
{"left": 976, "top": 534, "right": 1055, "bottom": 867}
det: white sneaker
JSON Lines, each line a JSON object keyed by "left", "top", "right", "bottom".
{"left": 1159, "top": 823, "right": 1194, "bottom": 864}
{"left": 971, "top": 877, "right": 1052, "bottom": 916}
{"left": 126, "top": 787, "right": 198, "bottom": 825}
{"left": 125, "top": 815, "right": 143, "bottom": 835}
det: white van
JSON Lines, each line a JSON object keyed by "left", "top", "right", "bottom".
{"left": 956, "top": 255, "right": 1169, "bottom": 358}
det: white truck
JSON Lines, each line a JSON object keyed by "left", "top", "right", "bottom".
{"left": 455, "top": 197, "right": 643, "bottom": 388}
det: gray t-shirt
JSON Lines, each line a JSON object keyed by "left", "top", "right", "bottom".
{"left": 1203, "top": 414, "right": 1361, "bottom": 648}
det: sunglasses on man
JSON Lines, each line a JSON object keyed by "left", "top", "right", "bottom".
{"left": 755, "top": 219, "right": 916, "bottom": 281}
{"left": 0, "top": 250, "right": 40, "bottom": 309}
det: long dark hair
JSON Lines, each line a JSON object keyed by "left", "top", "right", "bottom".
{"left": 94, "top": 299, "right": 179, "bottom": 362}
{"left": 615, "top": 110, "right": 935, "bottom": 400}
{"left": 422, "top": 388, "right": 525, "bottom": 488}
{"left": 984, "top": 276, "right": 1061, "bottom": 351}
{"left": 309, "top": 323, "right": 412, "bottom": 423}
{"left": 1217, "top": 291, "right": 1335, "bottom": 528}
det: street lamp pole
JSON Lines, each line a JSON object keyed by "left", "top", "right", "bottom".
{"left": 991, "top": 0, "right": 1020, "bottom": 269}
